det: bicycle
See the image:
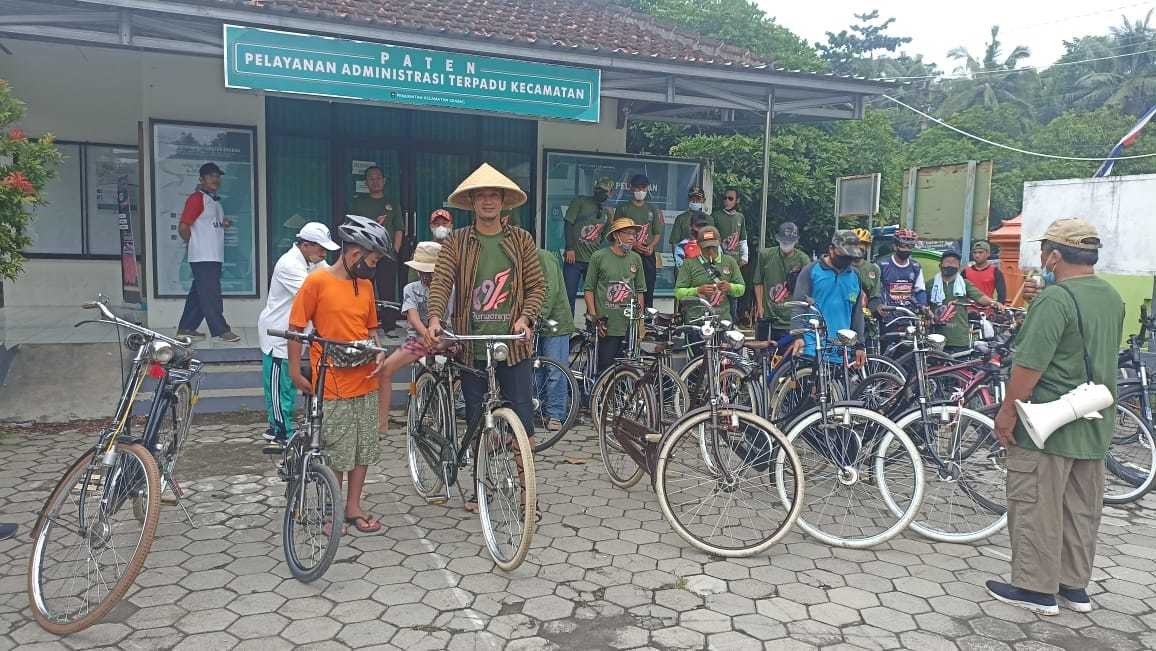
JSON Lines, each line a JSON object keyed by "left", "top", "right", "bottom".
{"left": 29, "top": 298, "right": 202, "bottom": 634}
{"left": 598, "top": 298, "right": 805, "bottom": 557}
{"left": 406, "top": 330, "right": 537, "bottom": 570}
{"left": 1107, "top": 305, "right": 1156, "bottom": 503}
{"left": 529, "top": 319, "right": 581, "bottom": 452}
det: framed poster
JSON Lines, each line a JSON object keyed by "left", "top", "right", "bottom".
{"left": 542, "top": 150, "right": 704, "bottom": 296}
{"left": 150, "top": 120, "right": 259, "bottom": 298}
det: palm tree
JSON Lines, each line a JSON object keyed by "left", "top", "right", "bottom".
{"left": 939, "top": 26, "right": 1035, "bottom": 116}
{"left": 1067, "top": 10, "right": 1156, "bottom": 114}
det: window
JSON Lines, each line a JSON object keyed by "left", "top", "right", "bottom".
{"left": 24, "top": 141, "right": 141, "bottom": 258}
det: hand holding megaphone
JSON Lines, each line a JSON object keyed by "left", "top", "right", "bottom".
{"left": 1015, "top": 382, "right": 1115, "bottom": 449}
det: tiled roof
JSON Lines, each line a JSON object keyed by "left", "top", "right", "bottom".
{"left": 202, "top": 0, "right": 773, "bottom": 69}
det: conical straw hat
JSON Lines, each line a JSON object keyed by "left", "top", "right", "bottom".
{"left": 447, "top": 163, "right": 527, "bottom": 211}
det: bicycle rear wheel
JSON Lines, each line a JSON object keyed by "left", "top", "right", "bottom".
{"left": 776, "top": 406, "right": 924, "bottom": 548}
{"left": 530, "top": 356, "right": 580, "bottom": 452}
{"left": 655, "top": 410, "right": 803, "bottom": 557}
{"left": 283, "top": 456, "right": 343, "bottom": 583}
{"left": 407, "top": 373, "right": 449, "bottom": 499}
{"left": 889, "top": 406, "right": 1006, "bottom": 543}
{"left": 596, "top": 367, "right": 651, "bottom": 488}
{"left": 29, "top": 443, "right": 161, "bottom": 635}
{"left": 1104, "top": 402, "right": 1156, "bottom": 504}
{"left": 476, "top": 407, "right": 536, "bottom": 571}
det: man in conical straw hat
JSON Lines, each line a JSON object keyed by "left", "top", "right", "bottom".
{"left": 426, "top": 164, "right": 545, "bottom": 487}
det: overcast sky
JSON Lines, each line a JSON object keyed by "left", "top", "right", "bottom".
{"left": 756, "top": 0, "right": 1155, "bottom": 75}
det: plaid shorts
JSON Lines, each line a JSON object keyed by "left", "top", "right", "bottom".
{"left": 324, "top": 392, "right": 382, "bottom": 472}
{"left": 402, "top": 336, "right": 431, "bottom": 357}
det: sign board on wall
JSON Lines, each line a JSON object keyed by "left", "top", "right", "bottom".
{"left": 542, "top": 150, "right": 704, "bottom": 296}
{"left": 224, "top": 25, "right": 601, "bottom": 123}
{"left": 901, "top": 161, "right": 992, "bottom": 242}
{"left": 150, "top": 120, "right": 259, "bottom": 298}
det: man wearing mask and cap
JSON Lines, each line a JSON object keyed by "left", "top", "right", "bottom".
{"left": 988, "top": 218, "right": 1123, "bottom": 616}
{"left": 963, "top": 240, "right": 1007, "bottom": 302}
{"left": 257, "top": 222, "right": 340, "bottom": 446}
{"left": 408, "top": 209, "right": 455, "bottom": 283}
{"left": 755, "top": 222, "right": 810, "bottom": 343}
{"left": 878, "top": 228, "right": 927, "bottom": 312}
{"left": 786, "top": 231, "right": 868, "bottom": 368}
{"left": 563, "top": 177, "right": 614, "bottom": 313}
{"left": 614, "top": 174, "right": 664, "bottom": 308}
{"left": 585, "top": 218, "right": 647, "bottom": 373}
{"left": 674, "top": 226, "right": 745, "bottom": 330}
{"left": 712, "top": 187, "right": 749, "bottom": 267}
{"left": 350, "top": 166, "right": 403, "bottom": 333}
{"left": 673, "top": 213, "right": 710, "bottom": 268}
{"left": 927, "top": 250, "right": 1003, "bottom": 354}
{"left": 668, "top": 187, "right": 713, "bottom": 253}
{"left": 177, "top": 162, "right": 240, "bottom": 343}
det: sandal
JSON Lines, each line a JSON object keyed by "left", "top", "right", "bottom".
{"left": 344, "top": 513, "right": 382, "bottom": 533}
{"left": 464, "top": 493, "right": 479, "bottom": 513}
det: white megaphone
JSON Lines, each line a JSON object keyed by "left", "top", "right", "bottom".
{"left": 1015, "top": 382, "right": 1115, "bottom": 448}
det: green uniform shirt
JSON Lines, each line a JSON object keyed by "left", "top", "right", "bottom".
{"left": 755, "top": 247, "right": 811, "bottom": 329}
{"left": 585, "top": 247, "right": 646, "bottom": 337}
{"left": 349, "top": 195, "right": 401, "bottom": 237}
{"left": 856, "top": 261, "right": 882, "bottom": 303}
{"left": 668, "top": 210, "right": 713, "bottom": 250}
{"left": 1013, "top": 276, "right": 1125, "bottom": 459}
{"left": 537, "top": 249, "right": 576, "bottom": 336}
{"left": 470, "top": 232, "right": 516, "bottom": 359}
{"left": 615, "top": 203, "right": 664, "bottom": 253}
{"left": 563, "top": 196, "right": 611, "bottom": 262}
{"left": 927, "top": 277, "right": 983, "bottom": 348}
{"left": 674, "top": 253, "right": 745, "bottom": 322}
{"left": 711, "top": 209, "right": 745, "bottom": 259}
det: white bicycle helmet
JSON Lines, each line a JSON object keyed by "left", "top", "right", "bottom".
{"left": 338, "top": 215, "right": 393, "bottom": 258}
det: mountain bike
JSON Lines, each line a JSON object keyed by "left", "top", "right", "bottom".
{"left": 406, "top": 330, "right": 537, "bottom": 570}
{"left": 29, "top": 298, "right": 202, "bottom": 634}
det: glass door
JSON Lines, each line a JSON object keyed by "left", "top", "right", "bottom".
{"left": 413, "top": 151, "right": 474, "bottom": 241}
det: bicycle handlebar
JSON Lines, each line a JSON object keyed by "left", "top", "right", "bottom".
{"left": 82, "top": 300, "right": 192, "bottom": 349}
{"left": 439, "top": 329, "right": 527, "bottom": 342}
{"left": 266, "top": 328, "right": 389, "bottom": 353}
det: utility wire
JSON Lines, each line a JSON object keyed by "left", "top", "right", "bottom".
{"left": 877, "top": 46, "right": 1156, "bottom": 81}
{"left": 1006, "top": 1, "right": 1155, "bottom": 30}
{"left": 882, "top": 94, "right": 1156, "bottom": 161}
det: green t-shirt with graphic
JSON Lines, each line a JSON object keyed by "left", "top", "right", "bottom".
{"left": 668, "top": 210, "right": 713, "bottom": 250}
{"left": 614, "top": 202, "right": 664, "bottom": 253}
{"left": 675, "top": 253, "right": 745, "bottom": 322}
{"left": 711, "top": 209, "right": 746, "bottom": 259}
{"left": 564, "top": 196, "right": 611, "bottom": 262}
{"left": 349, "top": 195, "right": 401, "bottom": 238}
{"left": 538, "top": 249, "right": 576, "bottom": 337}
{"left": 926, "top": 277, "right": 983, "bottom": 348}
{"left": 584, "top": 247, "right": 646, "bottom": 337}
{"left": 755, "top": 247, "right": 811, "bottom": 329}
{"left": 1013, "top": 276, "right": 1125, "bottom": 459}
{"left": 470, "top": 232, "right": 515, "bottom": 359}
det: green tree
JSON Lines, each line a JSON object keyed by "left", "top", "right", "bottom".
{"left": 819, "top": 10, "right": 913, "bottom": 77}
{"left": 941, "top": 26, "right": 1036, "bottom": 117}
{"left": 1066, "top": 11, "right": 1156, "bottom": 114}
{"left": 0, "top": 81, "right": 63, "bottom": 280}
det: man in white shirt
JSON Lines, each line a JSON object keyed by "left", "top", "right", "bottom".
{"left": 177, "top": 162, "right": 240, "bottom": 342}
{"left": 257, "top": 222, "right": 339, "bottom": 444}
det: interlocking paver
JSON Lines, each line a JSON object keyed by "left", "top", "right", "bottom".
{"left": 226, "top": 612, "right": 289, "bottom": 639}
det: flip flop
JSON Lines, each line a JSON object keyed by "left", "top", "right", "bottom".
{"left": 344, "top": 514, "right": 382, "bottom": 533}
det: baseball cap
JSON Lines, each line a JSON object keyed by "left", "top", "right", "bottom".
{"left": 776, "top": 222, "right": 800, "bottom": 244}
{"left": 296, "top": 222, "right": 340, "bottom": 251}
{"left": 831, "top": 230, "right": 867, "bottom": 259}
{"left": 199, "top": 162, "right": 224, "bottom": 177}
{"left": 594, "top": 177, "right": 615, "bottom": 192}
{"left": 697, "top": 226, "right": 722, "bottom": 248}
{"left": 1035, "top": 218, "right": 1102, "bottom": 250}
{"left": 691, "top": 213, "right": 710, "bottom": 228}
{"left": 429, "top": 208, "right": 453, "bottom": 225}
{"left": 972, "top": 240, "right": 992, "bottom": 253}
{"left": 688, "top": 186, "right": 706, "bottom": 200}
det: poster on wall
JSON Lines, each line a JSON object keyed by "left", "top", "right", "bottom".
{"left": 117, "top": 176, "right": 143, "bottom": 305}
{"left": 150, "top": 120, "right": 258, "bottom": 298}
{"left": 542, "top": 150, "right": 704, "bottom": 296}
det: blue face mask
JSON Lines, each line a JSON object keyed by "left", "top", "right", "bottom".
{"left": 688, "top": 202, "right": 704, "bottom": 212}
{"left": 1041, "top": 271, "right": 1055, "bottom": 286}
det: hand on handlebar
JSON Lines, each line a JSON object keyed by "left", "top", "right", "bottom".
{"left": 513, "top": 317, "right": 533, "bottom": 341}
{"left": 786, "top": 338, "right": 805, "bottom": 358}
{"left": 425, "top": 318, "right": 443, "bottom": 349}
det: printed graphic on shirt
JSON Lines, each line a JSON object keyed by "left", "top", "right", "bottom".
{"left": 637, "top": 223, "right": 650, "bottom": 244}
{"left": 887, "top": 280, "right": 915, "bottom": 305}
{"left": 771, "top": 282, "right": 790, "bottom": 303}
{"left": 723, "top": 231, "right": 742, "bottom": 252}
{"left": 607, "top": 279, "right": 634, "bottom": 305}
{"left": 472, "top": 268, "right": 514, "bottom": 322}
{"left": 580, "top": 223, "right": 606, "bottom": 242}
{"left": 934, "top": 302, "right": 957, "bottom": 325}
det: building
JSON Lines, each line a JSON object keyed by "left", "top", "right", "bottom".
{"left": 0, "top": 0, "right": 890, "bottom": 330}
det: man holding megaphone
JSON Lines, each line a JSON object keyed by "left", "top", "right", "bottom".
{"left": 988, "top": 218, "right": 1124, "bottom": 616}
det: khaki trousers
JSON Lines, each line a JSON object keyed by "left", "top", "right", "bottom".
{"left": 1006, "top": 445, "right": 1105, "bottom": 594}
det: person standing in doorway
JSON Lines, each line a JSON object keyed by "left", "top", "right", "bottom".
{"left": 584, "top": 219, "right": 647, "bottom": 373}
{"left": 988, "top": 218, "right": 1124, "bottom": 615}
{"left": 563, "top": 176, "right": 614, "bottom": 314}
{"left": 257, "top": 222, "right": 340, "bottom": 445}
{"left": 754, "top": 222, "right": 810, "bottom": 343}
{"left": 177, "top": 162, "right": 240, "bottom": 343}
{"left": 350, "top": 166, "right": 403, "bottom": 333}
{"left": 963, "top": 240, "right": 1007, "bottom": 302}
{"left": 614, "top": 174, "right": 663, "bottom": 308}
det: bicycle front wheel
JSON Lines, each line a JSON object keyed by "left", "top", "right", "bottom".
{"left": 777, "top": 406, "right": 924, "bottom": 548}
{"left": 29, "top": 443, "right": 161, "bottom": 635}
{"left": 530, "top": 356, "right": 580, "bottom": 452}
{"left": 407, "top": 372, "right": 448, "bottom": 498}
{"left": 655, "top": 410, "right": 804, "bottom": 557}
{"left": 476, "top": 407, "right": 536, "bottom": 571}
{"left": 1104, "top": 402, "right": 1156, "bottom": 504}
{"left": 596, "top": 367, "right": 652, "bottom": 488}
{"left": 283, "top": 458, "right": 343, "bottom": 583}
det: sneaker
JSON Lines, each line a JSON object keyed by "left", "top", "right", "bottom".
{"left": 217, "top": 331, "right": 241, "bottom": 343}
{"left": 985, "top": 580, "right": 1059, "bottom": 616}
{"left": 1058, "top": 585, "right": 1093, "bottom": 613}
{"left": 177, "top": 329, "right": 206, "bottom": 339}
{"left": 546, "top": 418, "right": 564, "bottom": 432}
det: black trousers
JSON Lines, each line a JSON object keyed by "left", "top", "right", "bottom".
{"left": 597, "top": 335, "right": 626, "bottom": 374}
{"left": 178, "top": 261, "right": 229, "bottom": 336}
{"left": 374, "top": 258, "right": 401, "bottom": 330}
{"left": 640, "top": 254, "right": 657, "bottom": 308}
{"left": 461, "top": 358, "right": 535, "bottom": 439}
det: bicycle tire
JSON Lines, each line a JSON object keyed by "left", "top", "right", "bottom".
{"left": 151, "top": 383, "right": 195, "bottom": 491}
{"left": 476, "top": 407, "right": 536, "bottom": 571}
{"left": 851, "top": 371, "right": 907, "bottom": 413}
{"left": 768, "top": 365, "right": 845, "bottom": 425}
{"left": 655, "top": 409, "right": 804, "bottom": 557}
{"left": 889, "top": 406, "right": 1007, "bottom": 543}
{"left": 530, "top": 356, "right": 580, "bottom": 452}
{"left": 29, "top": 443, "right": 161, "bottom": 635}
{"left": 720, "top": 366, "right": 759, "bottom": 410}
{"left": 596, "top": 366, "right": 651, "bottom": 488}
{"left": 679, "top": 353, "right": 706, "bottom": 405}
{"left": 407, "top": 372, "right": 448, "bottom": 498}
{"left": 283, "top": 459, "right": 343, "bottom": 583}
{"left": 776, "top": 406, "right": 925, "bottom": 549}
{"left": 1103, "top": 401, "right": 1156, "bottom": 504}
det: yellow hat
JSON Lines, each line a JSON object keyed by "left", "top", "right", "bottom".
{"left": 605, "top": 217, "right": 640, "bottom": 241}
{"left": 447, "top": 163, "right": 528, "bottom": 211}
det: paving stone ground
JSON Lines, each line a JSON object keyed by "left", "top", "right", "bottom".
{"left": 0, "top": 420, "right": 1154, "bottom": 650}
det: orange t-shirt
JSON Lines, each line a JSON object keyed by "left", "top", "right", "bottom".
{"left": 289, "top": 268, "right": 380, "bottom": 399}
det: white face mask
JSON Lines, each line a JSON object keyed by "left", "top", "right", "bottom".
{"left": 780, "top": 242, "right": 795, "bottom": 253}
{"left": 432, "top": 226, "right": 452, "bottom": 240}
{"left": 633, "top": 190, "right": 647, "bottom": 201}
{"left": 688, "top": 202, "right": 704, "bottom": 212}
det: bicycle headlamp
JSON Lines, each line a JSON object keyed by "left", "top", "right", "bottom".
{"left": 836, "top": 329, "right": 859, "bottom": 347}
{"left": 725, "top": 330, "right": 745, "bottom": 346}
{"left": 492, "top": 342, "right": 510, "bottom": 362}
{"left": 149, "top": 340, "right": 175, "bottom": 365}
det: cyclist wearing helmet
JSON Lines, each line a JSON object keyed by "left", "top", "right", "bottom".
{"left": 850, "top": 227, "right": 882, "bottom": 310}
{"left": 877, "top": 228, "right": 927, "bottom": 311}
{"left": 786, "top": 230, "right": 867, "bottom": 368}
{"left": 286, "top": 214, "right": 393, "bottom": 534}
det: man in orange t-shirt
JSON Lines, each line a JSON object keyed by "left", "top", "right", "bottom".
{"left": 287, "top": 215, "right": 391, "bottom": 534}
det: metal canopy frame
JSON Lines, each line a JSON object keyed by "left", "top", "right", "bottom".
{"left": 0, "top": 0, "right": 892, "bottom": 249}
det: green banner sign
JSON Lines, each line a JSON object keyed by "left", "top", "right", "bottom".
{"left": 224, "top": 25, "right": 601, "bottom": 123}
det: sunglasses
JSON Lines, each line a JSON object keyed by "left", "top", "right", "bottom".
{"left": 724, "top": 196, "right": 737, "bottom": 201}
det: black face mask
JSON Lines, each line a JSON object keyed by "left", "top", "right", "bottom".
{"left": 832, "top": 255, "right": 853, "bottom": 270}
{"left": 894, "top": 249, "right": 912, "bottom": 261}
{"left": 593, "top": 189, "right": 609, "bottom": 203}
{"left": 345, "top": 254, "right": 376, "bottom": 280}
{"left": 942, "top": 266, "right": 959, "bottom": 277}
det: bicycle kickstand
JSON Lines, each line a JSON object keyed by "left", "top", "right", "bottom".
{"left": 168, "top": 476, "right": 199, "bottom": 528}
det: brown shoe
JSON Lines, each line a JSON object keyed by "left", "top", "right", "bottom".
{"left": 217, "top": 331, "right": 241, "bottom": 343}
